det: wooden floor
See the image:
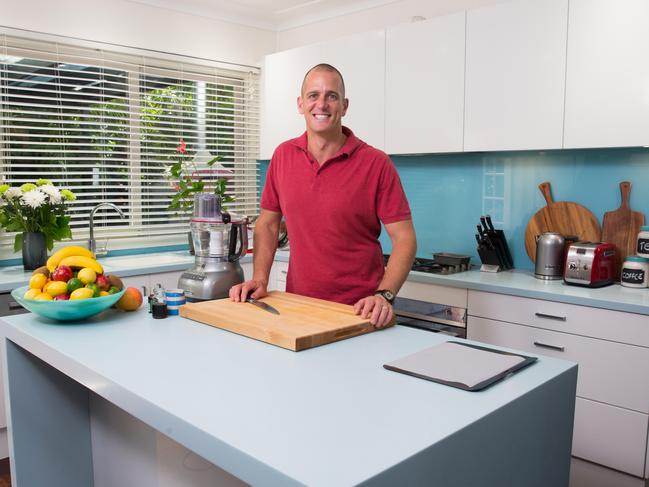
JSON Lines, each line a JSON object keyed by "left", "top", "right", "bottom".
{"left": 0, "top": 458, "right": 9, "bottom": 487}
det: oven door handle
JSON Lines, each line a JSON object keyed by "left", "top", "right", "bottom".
{"left": 395, "top": 310, "right": 466, "bottom": 329}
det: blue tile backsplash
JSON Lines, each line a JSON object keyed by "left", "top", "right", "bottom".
{"left": 259, "top": 147, "right": 649, "bottom": 271}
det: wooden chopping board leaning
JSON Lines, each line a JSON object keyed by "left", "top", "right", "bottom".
{"left": 524, "top": 182, "right": 601, "bottom": 262}
{"left": 601, "top": 181, "right": 645, "bottom": 281}
{"left": 179, "top": 291, "right": 392, "bottom": 351}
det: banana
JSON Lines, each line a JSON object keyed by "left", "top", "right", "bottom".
{"left": 59, "top": 255, "right": 103, "bottom": 274}
{"left": 47, "top": 246, "right": 96, "bottom": 272}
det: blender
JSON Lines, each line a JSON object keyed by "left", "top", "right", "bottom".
{"left": 178, "top": 193, "right": 248, "bottom": 301}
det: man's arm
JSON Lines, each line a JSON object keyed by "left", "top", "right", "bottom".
{"left": 353, "top": 219, "right": 417, "bottom": 327}
{"left": 229, "top": 209, "right": 282, "bottom": 301}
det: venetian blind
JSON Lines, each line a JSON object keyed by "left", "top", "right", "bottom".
{"left": 0, "top": 33, "right": 260, "bottom": 252}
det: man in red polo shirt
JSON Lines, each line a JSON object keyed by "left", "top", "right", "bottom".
{"left": 230, "top": 63, "right": 416, "bottom": 328}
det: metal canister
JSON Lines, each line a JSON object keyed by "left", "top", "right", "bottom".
{"left": 535, "top": 232, "right": 565, "bottom": 280}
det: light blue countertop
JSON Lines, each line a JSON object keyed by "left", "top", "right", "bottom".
{"left": 0, "top": 309, "right": 575, "bottom": 486}
{"left": 2, "top": 249, "right": 648, "bottom": 315}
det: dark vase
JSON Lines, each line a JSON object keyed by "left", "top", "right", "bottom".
{"left": 22, "top": 232, "right": 47, "bottom": 271}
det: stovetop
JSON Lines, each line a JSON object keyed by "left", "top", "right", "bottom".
{"left": 383, "top": 255, "right": 471, "bottom": 275}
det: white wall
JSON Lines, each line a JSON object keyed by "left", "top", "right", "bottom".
{"left": 0, "top": 0, "right": 276, "bottom": 67}
{"left": 276, "top": 0, "right": 506, "bottom": 51}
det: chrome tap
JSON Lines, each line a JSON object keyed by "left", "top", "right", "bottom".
{"left": 88, "top": 203, "right": 126, "bottom": 256}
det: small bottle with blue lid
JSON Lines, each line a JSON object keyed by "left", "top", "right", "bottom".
{"left": 621, "top": 256, "right": 649, "bottom": 288}
{"left": 637, "top": 226, "right": 649, "bottom": 258}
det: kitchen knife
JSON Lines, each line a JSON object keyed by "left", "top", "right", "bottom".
{"left": 246, "top": 298, "right": 280, "bottom": 315}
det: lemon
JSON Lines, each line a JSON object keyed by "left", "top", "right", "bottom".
{"left": 29, "top": 273, "right": 48, "bottom": 290}
{"left": 23, "top": 288, "right": 40, "bottom": 300}
{"left": 46, "top": 281, "right": 69, "bottom": 297}
{"left": 99, "top": 290, "right": 110, "bottom": 297}
{"left": 70, "top": 287, "right": 94, "bottom": 300}
{"left": 78, "top": 267, "right": 97, "bottom": 285}
{"left": 34, "top": 293, "right": 53, "bottom": 301}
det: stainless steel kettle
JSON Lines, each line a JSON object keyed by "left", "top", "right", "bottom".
{"left": 534, "top": 232, "right": 565, "bottom": 280}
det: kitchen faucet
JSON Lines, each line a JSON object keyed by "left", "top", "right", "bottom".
{"left": 88, "top": 203, "right": 126, "bottom": 256}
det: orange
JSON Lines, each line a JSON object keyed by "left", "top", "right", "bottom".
{"left": 29, "top": 273, "right": 48, "bottom": 290}
{"left": 115, "top": 287, "right": 143, "bottom": 311}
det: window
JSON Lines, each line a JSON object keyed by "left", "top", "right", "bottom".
{"left": 0, "top": 33, "right": 259, "bottom": 257}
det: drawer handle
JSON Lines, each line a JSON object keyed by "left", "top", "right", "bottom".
{"left": 533, "top": 341, "right": 565, "bottom": 352}
{"left": 534, "top": 312, "right": 566, "bottom": 322}
{"left": 280, "top": 270, "right": 287, "bottom": 275}
{"left": 8, "top": 301, "right": 23, "bottom": 310}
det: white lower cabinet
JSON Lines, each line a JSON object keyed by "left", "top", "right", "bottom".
{"left": 270, "top": 261, "right": 288, "bottom": 292}
{"left": 468, "top": 290, "right": 649, "bottom": 478}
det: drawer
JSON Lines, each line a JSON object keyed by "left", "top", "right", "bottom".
{"left": 573, "top": 397, "right": 648, "bottom": 477}
{"left": 468, "top": 316, "right": 649, "bottom": 412}
{"left": 0, "top": 292, "right": 29, "bottom": 316}
{"left": 399, "top": 281, "right": 467, "bottom": 308}
{"left": 468, "top": 290, "right": 649, "bottom": 347}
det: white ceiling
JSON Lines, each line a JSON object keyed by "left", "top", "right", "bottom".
{"left": 129, "top": 0, "right": 401, "bottom": 31}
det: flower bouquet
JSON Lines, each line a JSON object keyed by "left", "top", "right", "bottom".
{"left": 0, "top": 179, "right": 76, "bottom": 252}
{"left": 165, "top": 139, "right": 234, "bottom": 213}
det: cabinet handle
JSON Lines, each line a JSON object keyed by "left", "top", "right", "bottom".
{"left": 534, "top": 312, "right": 566, "bottom": 322}
{"left": 280, "top": 270, "right": 287, "bottom": 275}
{"left": 533, "top": 341, "right": 565, "bottom": 352}
{"left": 8, "top": 301, "right": 22, "bottom": 310}
{"left": 141, "top": 286, "right": 148, "bottom": 297}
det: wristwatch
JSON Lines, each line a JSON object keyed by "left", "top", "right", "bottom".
{"left": 374, "top": 289, "right": 395, "bottom": 305}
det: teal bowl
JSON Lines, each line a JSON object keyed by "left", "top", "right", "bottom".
{"left": 11, "top": 285, "right": 126, "bottom": 322}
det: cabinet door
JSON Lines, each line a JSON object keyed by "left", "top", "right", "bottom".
{"left": 564, "top": 0, "right": 649, "bottom": 148}
{"left": 151, "top": 271, "right": 183, "bottom": 292}
{"left": 260, "top": 30, "right": 385, "bottom": 159}
{"left": 240, "top": 262, "right": 253, "bottom": 281}
{"left": 464, "top": 0, "right": 568, "bottom": 151}
{"left": 270, "top": 261, "right": 288, "bottom": 292}
{"left": 385, "top": 12, "right": 465, "bottom": 154}
{"left": 120, "top": 275, "right": 150, "bottom": 297}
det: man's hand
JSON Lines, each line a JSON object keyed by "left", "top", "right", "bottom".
{"left": 229, "top": 279, "right": 268, "bottom": 302}
{"left": 353, "top": 295, "right": 394, "bottom": 328}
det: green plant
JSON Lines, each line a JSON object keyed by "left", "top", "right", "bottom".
{"left": 165, "top": 139, "right": 234, "bottom": 212}
{"left": 0, "top": 179, "right": 76, "bottom": 251}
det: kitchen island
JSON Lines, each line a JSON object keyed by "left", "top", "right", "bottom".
{"left": 0, "top": 308, "right": 576, "bottom": 486}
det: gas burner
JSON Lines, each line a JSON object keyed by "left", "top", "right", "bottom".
{"left": 383, "top": 254, "right": 470, "bottom": 275}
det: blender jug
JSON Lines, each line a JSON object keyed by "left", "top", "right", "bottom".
{"left": 178, "top": 193, "right": 248, "bottom": 301}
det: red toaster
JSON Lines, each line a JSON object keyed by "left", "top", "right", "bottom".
{"left": 563, "top": 242, "right": 616, "bottom": 287}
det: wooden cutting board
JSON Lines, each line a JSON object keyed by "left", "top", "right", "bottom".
{"left": 179, "top": 291, "right": 389, "bottom": 351}
{"left": 601, "top": 181, "right": 645, "bottom": 281}
{"left": 524, "top": 182, "right": 601, "bottom": 262}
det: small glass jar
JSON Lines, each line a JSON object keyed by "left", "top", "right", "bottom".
{"left": 637, "top": 226, "right": 649, "bottom": 258}
{"left": 620, "top": 256, "right": 649, "bottom": 288}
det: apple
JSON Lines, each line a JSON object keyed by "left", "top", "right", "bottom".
{"left": 54, "top": 293, "right": 70, "bottom": 300}
{"left": 51, "top": 265, "right": 73, "bottom": 282}
{"left": 95, "top": 274, "right": 111, "bottom": 291}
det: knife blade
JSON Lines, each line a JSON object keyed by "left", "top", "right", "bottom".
{"left": 246, "top": 298, "right": 280, "bottom": 315}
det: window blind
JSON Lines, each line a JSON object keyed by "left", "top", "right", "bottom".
{"left": 0, "top": 33, "right": 260, "bottom": 254}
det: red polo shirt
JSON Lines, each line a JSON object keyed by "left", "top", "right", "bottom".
{"left": 261, "top": 127, "right": 411, "bottom": 305}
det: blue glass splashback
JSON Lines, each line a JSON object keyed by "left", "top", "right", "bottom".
{"left": 259, "top": 147, "right": 649, "bottom": 271}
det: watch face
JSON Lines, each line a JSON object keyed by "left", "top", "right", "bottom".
{"left": 384, "top": 291, "right": 394, "bottom": 301}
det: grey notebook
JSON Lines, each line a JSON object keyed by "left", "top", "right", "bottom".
{"left": 384, "top": 341, "right": 537, "bottom": 391}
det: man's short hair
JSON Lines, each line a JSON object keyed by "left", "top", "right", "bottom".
{"left": 301, "top": 63, "right": 346, "bottom": 98}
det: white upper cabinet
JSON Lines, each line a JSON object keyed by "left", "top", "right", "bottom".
{"left": 259, "top": 30, "right": 385, "bottom": 160}
{"left": 464, "top": 0, "right": 568, "bottom": 151}
{"left": 385, "top": 12, "right": 466, "bottom": 154}
{"left": 564, "top": 0, "right": 649, "bottom": 149}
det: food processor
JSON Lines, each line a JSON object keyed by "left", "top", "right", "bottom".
{"left": 178, "top": 193, "right": 248, "bottom": 301}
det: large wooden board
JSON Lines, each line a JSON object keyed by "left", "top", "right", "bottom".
{"left": 179, "top": 291, "right": 388, "bottom": 351}
{"left": 601, "top": 181, "right": 645, "bottom": 281}
{"left": 524, "top": 182, "right": 601, "bottom": 262}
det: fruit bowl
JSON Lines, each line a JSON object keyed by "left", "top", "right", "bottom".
{"left": 11, "top": 285, "right": 126, "bottom": 322}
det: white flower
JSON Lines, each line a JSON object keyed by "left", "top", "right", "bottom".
{"left": 39, "top": 184, "right": 62, "bottom": 204}
{"left": 21, "top": 189, "right": 47, "bottom": 209}
{"left": 163, "top": 166, "right": 172, "bottom": 178}
{"left": 4, "top": 187, "right": 21, "bottom": 199}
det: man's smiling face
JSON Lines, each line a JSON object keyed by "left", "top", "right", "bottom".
{"left": 297, "top": 69, "right": 348, "bottom": 136}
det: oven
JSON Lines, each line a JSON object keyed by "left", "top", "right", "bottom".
{"left": 393, "top": 296, "right": 467, "bottom": 338}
